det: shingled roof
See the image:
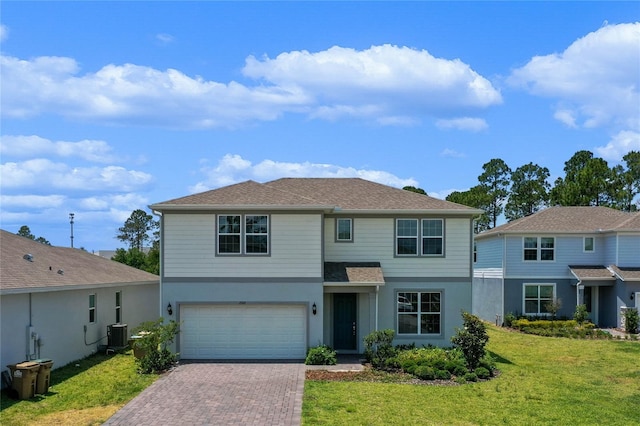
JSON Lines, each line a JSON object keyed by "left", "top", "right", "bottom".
{"left": 476, "top": 206, "right": 639, "bottom": 239}
{"left": 0, "top": 230, "right": 158, "bottom": 294}
{"left": 150, "top": 178, "right": 482, "bottom": 214}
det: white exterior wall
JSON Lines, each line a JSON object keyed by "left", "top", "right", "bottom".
{"left": 163, "top": 213, "right": 322, "bottom": 278}
{"left": 1, "top": 283, "right": 158, "bottom": 384}
{"left": 324, "top": 217, "right": 472, "bottom": 278}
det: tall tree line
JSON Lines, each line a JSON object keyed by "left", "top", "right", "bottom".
{"left": 446, "top": 150, "right": 640, "bottom": 233}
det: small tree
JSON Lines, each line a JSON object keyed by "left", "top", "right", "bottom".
{"left": 131, "top": 318, "right": 180, "bottom": 374}
{"left": 363, "top": 329, "right": 396, "bottom": 369}
{"left": 624, "top": 308, "right": 639, "bottom": 334}
{"left": 545, "top": 298, "right": 562, "bottom": 321}
{"left": 451, "top": 312, "right": 489, "bottom": 371}
{"left": 574, "top": 304, "right": 589, "bottom": 325}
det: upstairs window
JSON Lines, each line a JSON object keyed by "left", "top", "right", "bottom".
{"left": 583, "top": 237, "right": 594, "bottom": 253}
{"left": 422, "top": 219, "right": 443, "bottom": 255}
{"left": 336, "top": 218, "right": 353, "bottom": 242}
{"left": 217, "top": 214, "right": 269, "bottom": 255}
{"left": 523, "top": 237, "right": 554, "bottom": 261}
{"left": 396, "top": 219, "right": 418, "bottom": 255}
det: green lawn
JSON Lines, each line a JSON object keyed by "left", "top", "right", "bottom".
{"left": 303, "top": 326, "right": 640, "bottom": 425}
{"left": 2, "top": 327, "right": 638, "bottom": 425}
{"left": 0, "top": 350, "right": 158, "bottom": 426}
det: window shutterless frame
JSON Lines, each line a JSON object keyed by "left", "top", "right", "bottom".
{"left": 89, "top": 294, "right": 96, "bottom": 323}
{"left": 397, "top": 291, "right": 442, "bottom": 335}
{"left": 216, "top": 214, "right": 269, "bottom": 255}
{"left": 336, "top": 218, "right": 353, "bottom": 242}
{"left": 115, "top": 291, "right": 122, "bottom": 323}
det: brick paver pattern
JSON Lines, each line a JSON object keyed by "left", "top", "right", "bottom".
{"left": 104, "top": 362, "right": 306, "bottom": 426}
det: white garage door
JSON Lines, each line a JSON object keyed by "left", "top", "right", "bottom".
{"left": 180, "top": 304, "right": 307, "bottom": 359}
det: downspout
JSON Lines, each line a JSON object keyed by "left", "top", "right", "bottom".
{"left": 375, "top": 285, "right": 379, "bottom": 331}
{"left": 570, "top": 268, "right": 582, "bottom": 306}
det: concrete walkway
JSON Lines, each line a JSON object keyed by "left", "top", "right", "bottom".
{"left": 104, "top": 356, "right": 364, "bottom": 426}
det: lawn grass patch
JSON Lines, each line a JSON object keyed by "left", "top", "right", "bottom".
{"left": 303, "top": 325, "right": 640, "bottom": 425}
{"left": 0, "top": 349, "right": 158, "bottom": 426}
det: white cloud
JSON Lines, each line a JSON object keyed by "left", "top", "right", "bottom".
{"left": 0, "top": 24, "right": 8, "bottom": 42}
{"left": 189, "top": 154, "right": 418, "bottom": 193}
{"left": 509, "top": 22, "right": 640, "bottom": 131}
{"left": 435, "top": 117, "right": 488, "bottom": 132}
{"left": 595, "top": 131, "right": 640, "bottom": 161}
{"left": 440, "top": 149, "right": 465, "bottom": 158}
{"left": 0, "top": 44, "right": 502, "bottom": 129}
{"left": 0, "top": 194, "right": 66, "bottom": 208}
{"left": 0, "top": 135, "right": 118, "bottom": 163}
{"left": 0, "top": 159, "right": 153, "bottom": 192}
{"left": 156, "top": 33, "right": 174, "bottom": 44}
{"left": 244, "top": 44, "right": 502, "bottom": 122}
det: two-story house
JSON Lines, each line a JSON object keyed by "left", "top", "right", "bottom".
{"left": 149, "top": 178, "right": 482, "bottom": 359}
{"left": 473, "top": 206, "right": 640, "bottom": 329}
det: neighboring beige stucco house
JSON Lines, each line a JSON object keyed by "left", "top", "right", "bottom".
{"left": 1, "top": 230, "right": 159, "bottom": 386}
{"left": 150, "top": 178, "right": 483, "bottom": 359}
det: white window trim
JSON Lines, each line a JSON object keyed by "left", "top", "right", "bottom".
{"left": 115, "top": 291, "right": 122, "bottom": 324}
{"left": 583, "top": 236, "right": 595, "bottom": 253}
{"left": 522, "top": 283, "right": 556, "bottom": 316}
{"left": 89, "top": 293, "right": 97, "bottom": 324}
{"left": 396, "top": 291, "right": 442, "bottom": 335}
{"left": 395, "top": 218, "right": 445, "bottom": 257}
{"left": 217, "top": 214, "right": 270, "bottom": 256}
{"left": 523, "top": 236, "right": 555, "bottom": 262}
{"left": 421, "top": 218, "right": 444, "bottom": 257}
{"left": 336, "top": 218, "right": 353, "bottom": 242}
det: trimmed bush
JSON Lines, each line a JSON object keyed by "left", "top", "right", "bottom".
{"left": 414, "top": 366, "right": 436, "bottom": 380}
{"left": 364, "top": 329, "right": 397, "bottom": 369}
{"left": 475, "top": 367, "right": 491, "bottom": 380}
{"left": 305, "top": 345, "right": 337, "bottom": 365}
{"left": 624, "top": 308, "right": 639, "bottom": 334}
{"left": 131, "top": 318, "right": 180, "bottom": 374}
{"left": 451, "top": 312, "right": 489, "bottom": 370}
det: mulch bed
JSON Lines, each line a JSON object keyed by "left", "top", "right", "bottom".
{"left": 305, "top": 368, "right": 462, "bottom": 386}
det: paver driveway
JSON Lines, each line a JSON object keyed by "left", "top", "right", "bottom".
{"left": 104, "top": 361, "right": 307, "bottom": 426}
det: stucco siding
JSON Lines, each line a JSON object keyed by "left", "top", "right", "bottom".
{"left": 1, "top": 283, "right": 158, "bottom": 382}
{"left": 472, "top": 276, "right": 503, "bottom": 323}
{"left": 163, "top": 213, "right": 322, "bottom": 278}
{"left": 324, "top": 217, "right": 472, "bottom": 278}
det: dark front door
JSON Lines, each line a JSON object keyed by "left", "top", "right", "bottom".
{"left": 333, "top": 293, "right": 357, "bottom": 350}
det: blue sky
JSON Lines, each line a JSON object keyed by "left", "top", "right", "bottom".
{"left": 1, "top": 1, "right": 639, "bottom": 251}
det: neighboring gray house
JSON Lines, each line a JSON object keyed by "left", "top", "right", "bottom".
{"left": 149, "top": 178, "right": 482, "bottom": 359}
{"left": 473, "top": 206, "right": 640, "bottom": 328}
{"left": 0, "top": 230, "right": 159, "bottom": 384}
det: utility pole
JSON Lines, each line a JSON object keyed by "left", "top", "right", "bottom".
{"left": 69, "top": 213, "right": 75, "bottom": 248}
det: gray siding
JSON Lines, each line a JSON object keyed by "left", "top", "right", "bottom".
{"left": 617, "top": 234, "right": 640, "bottom": 267}
{"left": 472, "top": 276, "right": 503, "bottom": 323}
{"left": 324, "top": 217, "right": 473, "bottom": 278}
{"left": 163, "top": 213, "right": 322, "bottom": 278}
{"left": 474, "top": 237, "right": 503, "bottom": 269}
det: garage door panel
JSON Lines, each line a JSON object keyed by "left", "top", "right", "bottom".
{"left": 180, "top": 304, "right": 307, "bottom": 359}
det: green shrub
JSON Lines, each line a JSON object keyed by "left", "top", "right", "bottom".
{"left": 574, "top": 304, "right": 589, "bottom": 325}
{"left": 477, "top": 354, "right": 496, "bottom": 374}
{"left": 414, "top": 366, "right": 436, "bottom": 380}
{"left": 435, "top": 369, "right": 452, "bottom": 380}
{"left": 363, "top": 329, "right": 397, "bottom": 369}
{"left": 131, "top": 318, "right": 180, "bottom": 374}
{"left": 451, "top": 311, "right": 489, "bottom": 370}
{"left": 463, "top": 372, "right": 478, "bottom": 382}
{"left": 475, "top": 367, "right": 491, "bottom": 380}
{"left": 503, "top": 312, "right": 516, "bottom": 327}
{"left": 305, "top": 345, "right": 337, "bottom": 365}
{"left": 624, "top": 308, "right": 639, "bottom": 334}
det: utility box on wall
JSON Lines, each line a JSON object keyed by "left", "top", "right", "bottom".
{"left": 107, "top": 324, "right": 128, "bottom": 347}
